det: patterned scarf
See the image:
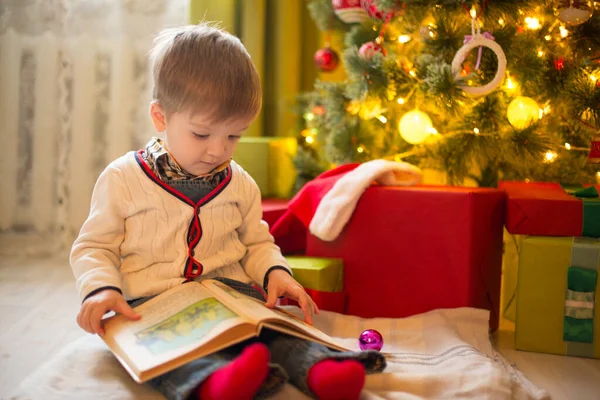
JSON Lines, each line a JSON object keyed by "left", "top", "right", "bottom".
{"left": 142, "top": 137, "right": 230, "bottom": 184}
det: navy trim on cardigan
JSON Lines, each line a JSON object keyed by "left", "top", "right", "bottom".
{"left": 82, "top": 286, "right": 122, "bottom": 303}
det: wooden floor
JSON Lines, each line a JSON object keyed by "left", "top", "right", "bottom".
{"left": 1, "top": 250, "right": 600, "bottom": 399}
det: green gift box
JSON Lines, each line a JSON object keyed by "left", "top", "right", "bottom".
{"left": 515, "top": 236, "right": 600, "bottom": 358}
{"left": 233, "top": 137, "right": 297, "bottom": 199}
{"left": 285, "top": 256, "right": 344, "bottom": 292}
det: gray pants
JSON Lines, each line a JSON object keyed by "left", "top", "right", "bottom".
{"left": 130, "top": 278, "right": 386, "bottom": 400}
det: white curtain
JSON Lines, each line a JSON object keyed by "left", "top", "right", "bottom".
{"left": 0, "top": 0, "right": 188, "bottom": 254}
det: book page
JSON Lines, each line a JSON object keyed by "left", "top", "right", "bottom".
{"left": 260, "top": 307, "right": 348, "bottom": 352}
{"left": 102, "top": 282, "right": 255, "bottom": 382}
{"left": 201, "top": 280, "right": 283, "bottom": 322}
{"left": 202, "top": 280, "right": 348, "bottom": 351}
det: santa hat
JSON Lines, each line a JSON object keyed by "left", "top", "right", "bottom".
{"left": 270, "top": 159, "right": 423, "bottom": 243}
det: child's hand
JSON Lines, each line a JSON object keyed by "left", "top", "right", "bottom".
{"left": 265, "top": 269, "right": 320, "bottom": 325}
{"left": 77, "top": 289, "right": 141, "bottom": 336}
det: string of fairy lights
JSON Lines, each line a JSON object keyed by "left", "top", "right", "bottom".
{"left": 302, "top": 2, "right": 600, "bottom": 180}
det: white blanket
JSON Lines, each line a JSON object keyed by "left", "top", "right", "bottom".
{"left": 8, "top": 307, "right": 548, "bottom": 400}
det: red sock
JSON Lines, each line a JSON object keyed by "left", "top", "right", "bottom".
{"left": 197, "top": 343, "right": 270, "bottom": 400}
{"left": 307, "top": 359, "right": 365, "bottom": 400}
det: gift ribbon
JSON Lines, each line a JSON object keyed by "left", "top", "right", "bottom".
{"left": 561, "top": 185, "right": 600, "bottom": 238}
{"left": 463, "top": 31, "right": 495, "bottom": 70}
{"left": 563, "top": 237, "right": 600, "bottom": 358}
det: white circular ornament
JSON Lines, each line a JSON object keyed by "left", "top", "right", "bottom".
{"left": 452, "top": 20, "right": 507, "bottom": 97}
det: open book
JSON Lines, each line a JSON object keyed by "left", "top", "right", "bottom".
{"left": 101, "top": 279, "right": 349, "bottom": 383}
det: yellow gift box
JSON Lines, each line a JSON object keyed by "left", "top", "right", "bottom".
{"left": 501, "top": 230, "right": 520, "bottom": 322}
{"left": 285, "top": 256, "right": 344, "bottom": 292}
{"left": 233, "top": 137, "right": 297, "bottom": 199}
{"left": 515, "top": 236, "right": 600, "bottom": 358}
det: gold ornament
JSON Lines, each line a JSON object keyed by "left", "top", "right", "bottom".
{"left": 399, "top": 109, "right": 434, "bottom": 144}
{"left": 507, "top": 96, "right": 539, "bottom": 130}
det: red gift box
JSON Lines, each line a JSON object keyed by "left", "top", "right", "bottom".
{"left": 262, "top": 199, "right": 289, "bottom": 227}
{"left": 498, "top": 181, "right": 600, "bottom": 237}
{"left": 263, "top": 199, "right": 306, "bottom": 254}
{"left": 305, "top": 185, "right": 505, "bottom": 330}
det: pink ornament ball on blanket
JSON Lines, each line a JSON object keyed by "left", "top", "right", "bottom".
{"left": 358, "top": 329, "right": 383, "bottom": 351}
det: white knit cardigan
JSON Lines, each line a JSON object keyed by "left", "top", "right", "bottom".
{"left": 70, "top": 151, "right": 290, "bottom": 302}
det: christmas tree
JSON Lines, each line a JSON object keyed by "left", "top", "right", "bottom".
{"left": 294, "top": 0, "right": 600, "bottom": 189}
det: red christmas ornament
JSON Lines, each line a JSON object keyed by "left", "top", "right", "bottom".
{"left": 314, "top": 46, "right": 340, "bottom": 72}
{"left": 359, "top": 41, "right": 387, "bottom": 58}
{"left": 554, "top": 57, "right": 565, "bottom": 70}
{"left": 361, "top": 0, "right": 386, "bottom": 20}
{"left": 589, "top": 132, "right": 600, "bottom": 164}
{"left": 332, "top": 0, "right": 370, "bottom": 24}
{"left": 313, "top": 105, "right": 326, "bottom": 116}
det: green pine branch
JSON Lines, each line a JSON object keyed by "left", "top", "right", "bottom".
{"left": 295, "top": 0, "right": 600, "bottom": 188}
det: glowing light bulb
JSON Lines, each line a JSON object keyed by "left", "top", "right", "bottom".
{"left": 498, "top": 18, "right": 505, "bottom": 26}
{"left": 537, "top": 50, "right": 544, "bottom": 57}
{"left": 304, "top": 112, "right": 315, "bottom": 121}
{"left": 470, "top": 7, "right": 477, "bottom": 18}
{"left": 545, "top": 35, "right": 551, "bottom": 41}
{"left": 378, "top": 115, "right": 388, "bottom": 123}
{"left": 544, "top": 151, "right": 557, "bottom": 162}
{"left": 559, "top": 26, "right": 569, "bottom": 37}
{"left": 409, "top": 70, "right": 417, "bottom": 77}
{"left": 506, "top": 76, "right": 517, "bottom": 91}
{"left": 305, "top": 136, "right": 315, "bottom": 144}
{"left": 397, "top": 97, "right": 405, "bottom": 105}
{"left": 357, "top": 146, "right": 364, "bottom": 153}
{"left": 398, "top": 35, "right": 411, "bottom": 43}
{"left": 473, "top": 128, "right": 480, "bottom": 134}
{"left": 525, "top": 17, "right": 541, "bottom": 30}
{"left": 565, "top": 143, "right": 571, "bottom": 150}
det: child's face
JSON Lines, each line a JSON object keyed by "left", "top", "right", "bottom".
{"left": 150, "top": 103, "right": 251, "bottom": 176}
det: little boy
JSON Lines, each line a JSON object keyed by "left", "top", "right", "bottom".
{"left": 71, "top": 23, "right": 385, "bottom": 400}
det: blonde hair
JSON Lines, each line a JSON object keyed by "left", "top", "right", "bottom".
{"left": 150, "top": 23, "right": 261, "bottom": 121}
